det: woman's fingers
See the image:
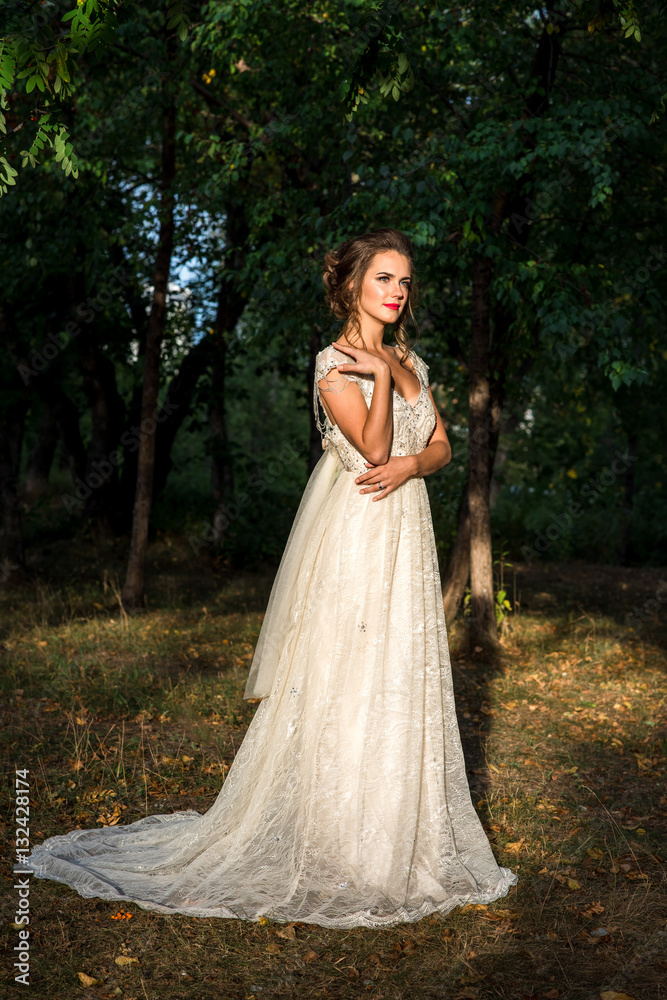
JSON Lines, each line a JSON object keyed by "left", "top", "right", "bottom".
{"left": 332, "top": 340, "right": 357, "bottom": 355}
{"left": 355, "top": 470, "right": 383, "bottom": 485}
{"left": 372, "top": 484, "right": 392, "bottom": 501}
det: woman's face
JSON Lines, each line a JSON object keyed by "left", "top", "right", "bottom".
{"left": 356, "top": 250, "right": 412, "bottom": 328}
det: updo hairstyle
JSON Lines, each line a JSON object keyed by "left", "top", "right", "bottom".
{"left": 322, "top": 228, "right": 417, "bottom": 362}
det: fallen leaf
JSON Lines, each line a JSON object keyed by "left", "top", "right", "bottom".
{"left": 265, "top": 942, "right": 280, "bottom": 954}
{"left": 461, "top": 903, "right": 487, "bottom": 912}
{"left": 567, "top": 878, "right": 582, "bottom": 890}
{"left": 114, "top": 956, "right": 139, "bottom": 966}
{"left": 77, "top": 971, "right": 101, "bottom": 986}
{"left": 275, "top": 925, "right": 296, "bottom": 941}
{"left": 303, "top": 948, "right": 319, "bottom": 963}
{"left": 582, "top": 901, "right": 605, "bottom": 917}
{"left": 505, "top": 839, "right": 525, "bottom": 854}
{"left": 599, "top": 992, "right": 636, "bottom": 1000}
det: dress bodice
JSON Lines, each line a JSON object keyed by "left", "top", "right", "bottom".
{"left": 313, "top": 343, "right": 437, "bottom": 474}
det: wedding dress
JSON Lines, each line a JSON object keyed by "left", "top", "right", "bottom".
{"left": 24, "top": 343, "right": 517, "bottom": 928}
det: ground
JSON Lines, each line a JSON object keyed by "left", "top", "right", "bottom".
{"left": 1, "top": 535, "right": 665, "bottom": 1000}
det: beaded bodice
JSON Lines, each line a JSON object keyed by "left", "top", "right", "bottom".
{"left": 313, "top": 344, "right": 437, "bottom": 475}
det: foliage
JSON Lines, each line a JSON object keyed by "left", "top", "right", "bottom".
{"left": 0, "top": 0, "right": 666, "bottom": 568}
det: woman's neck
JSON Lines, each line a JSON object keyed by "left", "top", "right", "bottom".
{"left": 339, "top": 322, "right": 391, "bottom": 356}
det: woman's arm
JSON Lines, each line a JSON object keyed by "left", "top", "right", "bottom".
{"left": 356, "top": 386, "right": 451, "bottom": 500}
{"left": 318, "top": 341, "right": 394, "bottom": 466}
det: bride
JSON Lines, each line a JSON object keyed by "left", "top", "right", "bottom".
{"left": 25, "top": 228, "right": 517, "bottom": 928}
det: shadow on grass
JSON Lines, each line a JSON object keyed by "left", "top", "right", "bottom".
{"left": 0, "top": 549, "right": 666, "bottom": 999}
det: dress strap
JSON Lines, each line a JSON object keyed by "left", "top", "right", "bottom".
{"left": 313, "top": 346, "right": 354, "bottom": 438}
{"left": 407, "top": 350, "right": 430, "bottom": 390}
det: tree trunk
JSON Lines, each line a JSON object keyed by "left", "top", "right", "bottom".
{"left": 210, "top": 324, "right": 234, "bottom": 547}
{"left": 444, "top": 14, "right": 560, "bottom": 631}
{"left": 209, "top": 207, "right": 247, "bottom": 546}
{"left": 442, "top": 385, "right": 507, "bottom": 623}
{"left": 25, "top": 398, "right": 58, "bottom": 502}
{"left": 35, "top": 380, "right": 87, "bottom": 487}
{"left": 441, "top": 481, "right": 471, "bottom": 623}
{"left": 467, "top": 255, "right": 498, "bottom": 648}
{"left": 151, "top": 338, "right": 211, "bottom": 501}
{"left": 116, "top": 383, "right": 143, "bottom": 529}
{"left": 78, "top": 335, "right": 126, "bottom": 538}
{"left": 122, "top": 82, "right": 176, "bottom": 609}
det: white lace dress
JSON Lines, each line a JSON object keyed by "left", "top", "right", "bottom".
{"left": 24, "top": 343, "right": 517, "bottom": 928}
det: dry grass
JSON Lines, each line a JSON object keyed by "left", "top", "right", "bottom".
{"left": 1, "top": 537, "right": 665, "bottom": 1000}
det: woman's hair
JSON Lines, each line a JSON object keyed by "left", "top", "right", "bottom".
{"left": 322, "top": 228, "right": 418, "bottom": 362}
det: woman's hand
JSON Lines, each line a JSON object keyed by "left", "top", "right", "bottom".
{"left": 355, "top": 456, "right": 419, "bottom": 501}
{"left": 331, "top": 340, "right": 391, "bottom": 379}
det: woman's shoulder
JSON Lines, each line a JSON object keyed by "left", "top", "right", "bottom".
{"left": 314, "top": 342, "right": 354, "bottom": 377}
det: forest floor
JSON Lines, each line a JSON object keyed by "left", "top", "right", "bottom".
{"left": 0, "top": 534, "right": 666, "bottom": 1000}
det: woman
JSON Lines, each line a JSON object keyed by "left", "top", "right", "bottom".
{"left": 25, "top": 228, "right": 516, "bottom": 928}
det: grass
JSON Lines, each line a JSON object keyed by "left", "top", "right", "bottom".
{"left": 1, "top": 535, "right": 666, "bottom": 1000}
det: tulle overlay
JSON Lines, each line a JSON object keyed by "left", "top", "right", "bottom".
{"left": 26, "top": 344, "right": 517, "bottom": 928}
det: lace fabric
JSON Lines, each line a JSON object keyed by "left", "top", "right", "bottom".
{"left": 25, "top": 342, "right": 517, "bottom": 928}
